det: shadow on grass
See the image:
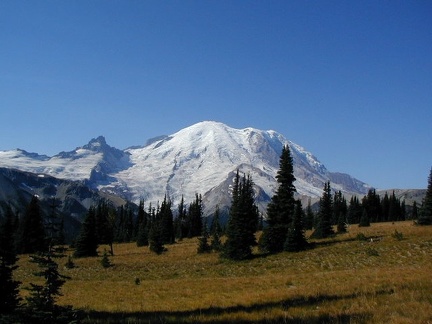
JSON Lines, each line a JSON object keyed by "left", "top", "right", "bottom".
{"left": 81, "top": 288, "right": 391, "bottom": 323}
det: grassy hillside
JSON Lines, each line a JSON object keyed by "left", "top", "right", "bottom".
{"left": 15, "top": 221, "right": 432, "bottom": 323}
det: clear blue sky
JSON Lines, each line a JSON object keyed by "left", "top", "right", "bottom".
{"left": 1, "top": 1, "right": 431, "bottom": 189}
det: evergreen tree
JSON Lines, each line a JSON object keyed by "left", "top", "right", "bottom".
{"left": 197, "top": 223, "right": 211, "bottom": 253}
{"left": 100, "top": 250, "right": 112, "bottom": 268}
{"left": 159, "top": 195, "right": 175, "bottom": 244}
{"left": 418, "top": 167, "right": 432, "bottom": 225}
{"left": 148, "top": 219, "right": 165, "bottom": 254}
{"left": 115, "top": 204, "right": 134, "bottom": 243}
{"left": 22, "top": 201, "right": 78, "bottom": 324}
{"left": 411, "top": 201, "right": 418, "bottom": 220}
{"left": 333, "top": 191, "right": 347, "bottom": 232}
{"left": 134, "top": 199, "right": 145, "bottom": 240}
{"left": 359, "top": 209, "right": 370, "bottom": 227}
{"left": 18, "top": 196, "right": 46, "bottom": 254}
{"left": 136, "top": 201, "right": 149, "bottom": 247}
{"left": 260, "top": 145, "right": 297, "bottom": 253}
{"left": 311, "top": 182, "right": 334, "bottom": 239}
{"left": 284, "top": 200, "right": 308, "bottom": 252}
{"left": 388, "top": 192, "right": 400, "bottom": 222}
{"left": 347, "top": 196, "right": 362, "bottom": 225}
{"left": 381, "top": 192, "right": 390, "bottom": 222}
{"left": 136, "top": 219, "right": 149, "bottom": 247}
{"left": 223, "top": 171, "right": 259, "bottom": 260}
{"left": 400, "top": 200, "right": 406, "bottom": 221}
{"left": 74, "top": 207, "right": 98, "bottom": 258}
{"left": 0, "top": 206, "right": 22, "bottom": 314}
{"left": 187, "top": 194, "right": 203, "bottom": 238}
{"left": 241, "top": 174, "right": 260, "bottom": 247}
{"left": 46, "top": 198, "right": 64, "bottom": 246}
{"left": 362, "top": 189, "right": 381, "bottom": 223}
{"left": 210, "top": 206, "right": 223, "bottom": 252}
{"left": 25, "top": 246, "right": 72, "bottom": 323}
{"left": 304, "top": 199, "right": 314, "bottom": 230}
{"left": 95, "top": 200, "right": 115, "bottom": 254}
{"left": 174, "top": 195, "right": 187, "bottom": 240}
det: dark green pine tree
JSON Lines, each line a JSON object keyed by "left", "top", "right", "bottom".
{"left": 148, "top": 217, "right": 165, "bottom": 255}
{"left": 116, "top": 204, "right": 134, "bottom": 243}
{"left": 187, "top": 194, "right": 203, "bottom": 238}
{"left": 210, "top": 206, "right": 223, "bottom": 252}
{"left": 100, "top": 249, "right": 112, "bottom": 268}
{"left": 359, "top": 209, "right": 370, "bottom": 227}
{"left": 304, "top": 199, "right": 315, "bottom": 230}
{"left": 134, "top": 200, "right": 145, "bottom": 240}
{"left": 347, "top": 196, "right": 362, "bottom": 225}
{"left": 241, "top": 174, "right": 260, "bottom": 247}
{"left": 418, "top": 167, "right": 432, "bottom": 225}
{"left": 259, "top": 145, "right": 297, "bottom": 254}
{"left": 197, "top": 223, "right": 211, "bottom": 253}
{"left": 46, "top": 198, "right": 64, "bottom": 246}
{"left": 136, "top": 219, "right": 149, "bottom": 247}
{"left": 159, "top": 195, "right": 175, "bottom": 244}
{"left": 284, "top": 200, "right": 308, "bottom": 252}
{"left": 0, "top": 206, "right": 22, "bottom": 314}
{"left": 25, "top": 246, "right": 72, "bottom": 323}
{"left": 362, "top": 189, "right": 382, "bottom": 223}
{"left": 335, "top": 192, "right": 347, "bottom": 233}
{"left": 74, "top": 207, "right": 98, "bottom": 258}
{"left": 311, "top": 182, "right": 335, "bottom": 239}
{"left": 174, "top": 195, "right": 187, "bottom": 240}
{"left": 222, "top": 171, "right": 259, "bottom": 260}
{"left": 411, "top": 201, "right": 418, "bottom": 220}
{"left": 136, "top": 201, "right": 149, "bottom": 247}
{"left": 388, "top": 192, "right": 401, "bottom": 222}
{"left": 95, "top": 200, "right": 115, "bottom": 255}
{"left": 333, "top": 191, "right": 348, "bottom": 233}
{"left": 381, "top": 192, "right": 390, "bottom": 222}
{"left": 18, "top": 195, "right": 47, "bottom": 254}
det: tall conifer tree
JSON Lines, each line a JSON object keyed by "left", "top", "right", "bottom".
{"left": 418, "top": 167, "right": 432, "bottom": 225}
{"left": 223, "top": 171, "right": 259, "bottom": 260}
{"left": 311, "top": 182, "right": 334, "bottom": 239}
{"left": 187, "top": 194, "right": 203, "bottom": 238}
{"left": 74, "top": 207, "right": 98, "bottom": 257}
{"left": 0, "top": 206, "right": 22, "bottom": 314}
{"left": 210, "top": 206, "right": 223, "bottom": 251}
{"left": 159, "top": 195, "right": 175, "bottom": 244}
{"left": 284, "top": 200, "right": 308, "bottom": 252}
{"left": 174, "top": 195, "right": 187, "bottom": 240}
{"left": 259, "top": 145, "right": 296, "bottom": 253}
{"left": 18, "top": 195, "right": 46, "bottom": 254}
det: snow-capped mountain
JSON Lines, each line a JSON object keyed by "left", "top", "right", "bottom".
{"left": 0, "top": 121, "right": 371, "bottom": 215}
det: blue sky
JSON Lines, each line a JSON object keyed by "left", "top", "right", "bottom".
{"left": 0, "top": 1, "right": 431, "bottom": 189}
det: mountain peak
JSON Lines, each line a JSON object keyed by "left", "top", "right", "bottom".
{"left": 83, "top": 136, "right": 107, "bottom": 151}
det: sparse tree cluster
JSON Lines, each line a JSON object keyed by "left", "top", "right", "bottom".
{"left": 222, "top": 171, "right": 259, "bottom": 260}
{"left": 0, "top": 196, "right": 76, "bottom": 323}
{"left": 71, "top": 192, "right": 207, "bottom": 256}
{"left": 307, "top": 184, "right": 409, "bottom": 236}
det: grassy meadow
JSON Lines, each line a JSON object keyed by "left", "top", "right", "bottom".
{"left": 15, "top": 221, "right": 432, "bottom": 323}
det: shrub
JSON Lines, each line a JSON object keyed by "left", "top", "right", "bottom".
{"left": 366, "top": 247, "right": 379, "bottom": 256}
{"left": 64, "top": 255, "right": 75, "bottom": 269}
{"left": 101, "top": 250, "right": 112, "bottom": 268}
{"left": 356, "top": 233, "right": 368, "bottom": 241}
{"left": 391, "top": 229, "right": 404, "bottom": 241}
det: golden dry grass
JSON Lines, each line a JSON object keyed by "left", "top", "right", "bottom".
{"left": 14, "top": 221, "right": 432, "bottom": 323}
